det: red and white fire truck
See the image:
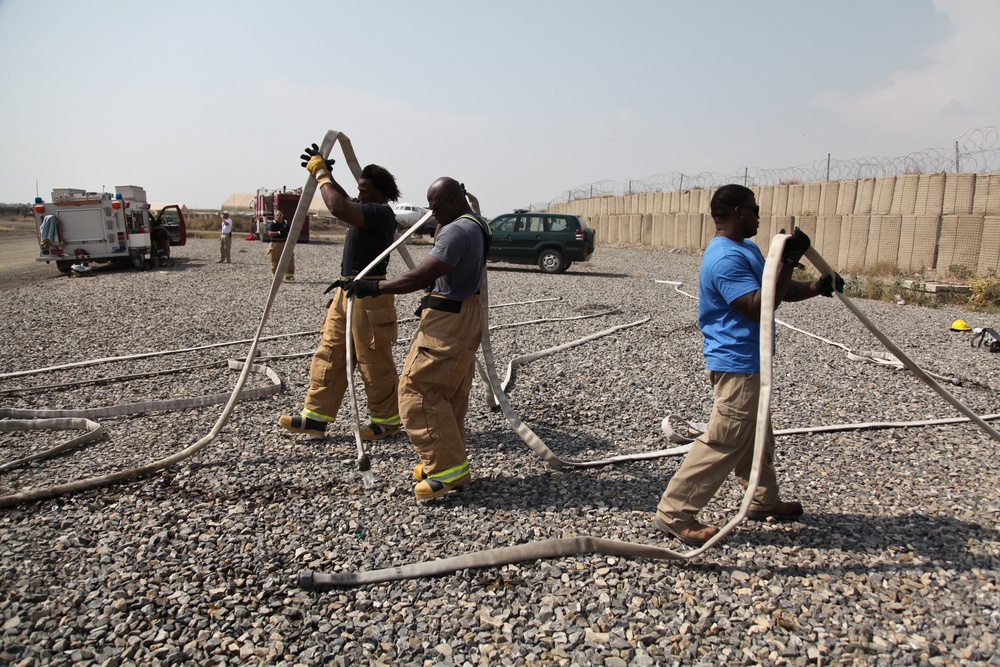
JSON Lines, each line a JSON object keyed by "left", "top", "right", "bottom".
{"left": 33, "top": 185, "right": 186, "bottom": 273}
{"left": 252, "top": 187, "right": 310, "bottom": 243}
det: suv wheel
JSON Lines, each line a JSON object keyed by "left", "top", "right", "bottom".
{"left": 538, "top": 249, "right": 564, "bottom": 274}
{"left": 556, "top": 261, "right": 572, "bottom": 274}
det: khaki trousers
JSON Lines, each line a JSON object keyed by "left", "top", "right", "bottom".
{"left": 399, "top": 295, "right": 483, "bottom": 477}
{"left": 267, "top": 241, "right": 294, "bottom": 277}
{"left": 656, "top": 371, "right": 780, "bottom": 528}
{"left": 303, "top": 286, "right": 399, "bottom": 425}
{"left": 219, "top": 234, "right": 232, "bottom": 262}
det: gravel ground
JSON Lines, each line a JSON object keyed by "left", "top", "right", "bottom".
{"left": 1, "top": 235, "right": 999, "bottom": 666}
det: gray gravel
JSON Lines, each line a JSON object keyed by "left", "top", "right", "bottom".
{"left": 1, "top": 235, "right": 999, "bottom": 666}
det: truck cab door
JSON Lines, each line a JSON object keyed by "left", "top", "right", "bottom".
{"left": 154, "top": 205, "right": 186, "bottom": 246}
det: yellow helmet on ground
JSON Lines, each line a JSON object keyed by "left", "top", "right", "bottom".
{"left": 951, "top": 319, "right": 971, "bottom": 331}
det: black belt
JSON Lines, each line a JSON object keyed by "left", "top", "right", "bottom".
{"left": 415, "top": 295, "right": 462, "bottom": 317}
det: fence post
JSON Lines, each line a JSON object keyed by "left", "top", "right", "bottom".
{"left": 827, "top": 153, "right": 831, "bottom": 182}
{"left": 955, "top": 141, "right": 960, "bottom": 173}
{"left": 679, "top": 174, "right": 684, "bottom": 191}
{"left": 744, "top": 168, "right": 748, "bottom": 186}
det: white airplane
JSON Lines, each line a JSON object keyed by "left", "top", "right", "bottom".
{"left": 392, "top": 203, "right": 436, "bottom": 233}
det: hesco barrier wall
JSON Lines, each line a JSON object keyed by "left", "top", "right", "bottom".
{"left": 547, "top": 172, "right": 1000, "bottom": 277}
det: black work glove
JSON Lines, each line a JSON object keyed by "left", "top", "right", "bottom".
{"left": 300, "top": 143, "right": 336, "bottom": 180}
{"left": 344, "top": 279, "right": 381, "bottom": 299}
{"left": 323, "top": 279, "right": 346, "bottom": 295}
{"left": 781, "top": 228, "right": 810, "bottom": 266}
{"left": 816, "top": 273, "right": 844, "bottom": 297}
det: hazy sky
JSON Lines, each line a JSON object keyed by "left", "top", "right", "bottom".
{"left": 2, "top": 0, "right": 998, "bottom": 216}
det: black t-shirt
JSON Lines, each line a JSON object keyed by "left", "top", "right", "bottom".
{"left": 341, "top": 203, "right": 396, "bottom": 277}
{"left": 268, "top": 218, "right": 290, "bottom": 243}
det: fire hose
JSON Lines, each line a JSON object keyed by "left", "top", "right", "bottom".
{"left": 4, "top": 131, "right": 996, "bottom": 583}
{"left": 0, "top": 359, "right": 281, "bottom": 508}
{"left": 0, "top": 129, "right": 669, "bottom": 507}
{"left": 298, "top": 237, "right": 1000, "bottom": 588}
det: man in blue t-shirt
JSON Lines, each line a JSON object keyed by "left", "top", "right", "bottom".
{"left": 655, "top": 184, "right": 843, "bottom": 546}
{"left": 345, "top": 177, "right": 490, "bottom": 500}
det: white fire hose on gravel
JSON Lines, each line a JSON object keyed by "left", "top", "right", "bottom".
{"left": 299, "top": 235, "right": 1000, "bottom": 588}
{"left": 2, "top": 130, "right": 995, "bottom": 583}
{"left": 0, "top": 130, "right": 663, "bottom": 509}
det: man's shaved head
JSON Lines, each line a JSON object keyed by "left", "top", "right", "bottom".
{"left": 426, "top": 177, "right": 471, "bottom": 225}
{"left": 428, "top": 177, "right": 464, "bottom": 201}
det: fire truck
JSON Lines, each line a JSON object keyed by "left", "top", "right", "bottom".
{"left": 33, "top": 185, "right": 186, "bottom": 273}
{"left": 253, "top": 187, "right": 310, "bottom": 242}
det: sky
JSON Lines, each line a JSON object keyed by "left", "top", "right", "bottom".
{"left": 1, "top": 0, "right": 999, "bottom": 217}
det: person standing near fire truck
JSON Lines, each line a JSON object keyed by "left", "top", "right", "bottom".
{"left": 266, "top": 210, "right": 295, "bottom": 281}
{"left": 218, "top": 210, "right": 233, "bottom": 263}
{"left": 277, "top": 144, "right": 402, "bottom": 442}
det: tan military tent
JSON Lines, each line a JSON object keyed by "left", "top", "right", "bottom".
{"left": 220, "top": 193, "right": 256, "bottom": 213}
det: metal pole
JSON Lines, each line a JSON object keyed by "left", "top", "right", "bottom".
{"left": 743, "top": 168, "right": 748, "bottom": 187}
{"left": 827, "top": 153, "right": 831, "bottom": 182}
{"left": 955, "top": 141, "right": 960, "bottom": 173}
{"left": 678, "top": 174, "right": 684, "bottom": 191}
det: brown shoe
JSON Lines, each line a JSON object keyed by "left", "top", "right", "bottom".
{"left": 653, "top": 517, "right": 718, "bottom": 546}
{"left": 746, "top": 501, "right": 804, "bottom": 521}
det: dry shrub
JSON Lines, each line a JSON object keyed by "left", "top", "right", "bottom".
{"left": 968, "top": 275, "right": 1000, "bottom": 310}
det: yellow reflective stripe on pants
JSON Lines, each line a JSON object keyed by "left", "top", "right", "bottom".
{"left": 370, "top": 414, "right": 401, "bottom": 426}
{"left": 302, "top": 408, "right": 335, "bottom": 423}
{"left": 427, "top": 460, "right": 470, "bottom": 484}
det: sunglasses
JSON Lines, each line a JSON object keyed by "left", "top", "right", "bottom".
{"left": 738, "top": 204, "right": 760, "bottom": 216}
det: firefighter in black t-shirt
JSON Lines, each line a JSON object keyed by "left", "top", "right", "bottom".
{"left": 278, "top": 145, "right": 403, "bottom": 442}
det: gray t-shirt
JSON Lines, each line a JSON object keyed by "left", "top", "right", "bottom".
{"left": 427, "top": 214, "right": 486, "bottom": 299}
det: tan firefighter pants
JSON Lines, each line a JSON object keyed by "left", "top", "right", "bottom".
{"left": 399, "top": 294, "right": 484, "bottom": 477}
{"left": 302, "top": 283, "right": 399, "bottom": 426}
{"left": 656, "top": 370, "right": 780, "bottom": 528}
{"left": 267, "top": 241, "right": 294, "bottom": 277}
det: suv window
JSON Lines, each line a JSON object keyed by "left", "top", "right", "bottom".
{"left": 493, "top": 216, "right": 516, "bottom": 233}
{"left": 523, "top": 216, "right": 545, "bottom": 233}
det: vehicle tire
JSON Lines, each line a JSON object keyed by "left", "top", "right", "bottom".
{"left": 55, "top": 260, "right": 73, "bottom": 274}
{"left": 556, "top": 261, "right": 572, "bottom": 274}
{"left": 538, "top": 249, "right": 564, "bottom": 274}
{"left": 130, "top": 250, "right": 146, "bottom": 271}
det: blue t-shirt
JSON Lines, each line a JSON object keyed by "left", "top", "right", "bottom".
{"left": 699, "top": 236, "right": 765, "bottom": 373}
{"left": 428, "top": 214, "right": 487, "bottom": 299}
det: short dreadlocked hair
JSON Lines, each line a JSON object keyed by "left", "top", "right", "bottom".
{"left": 361, "top": 164, "right": 401, "bottom": 202}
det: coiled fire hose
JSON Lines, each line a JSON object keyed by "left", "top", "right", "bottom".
{"left": 298, "top": 234, "right": 1000, "bottom": 588}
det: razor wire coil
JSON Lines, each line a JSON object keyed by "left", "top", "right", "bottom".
{"left": 536, "top": 124, "right": 1000, "bottom": 210}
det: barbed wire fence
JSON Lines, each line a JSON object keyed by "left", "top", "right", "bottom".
{"left": 532, "top": 125, "right": 1000, "bottom": 211}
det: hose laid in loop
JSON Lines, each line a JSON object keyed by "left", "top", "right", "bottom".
{"left": 297, "top": 236, "right": 786, "bottom": 587}
{"left": 300, "top": 235, "right": 1000, "bottom": 587}
{"left": 0, "top": 360, "right": 282, "bottom": 508}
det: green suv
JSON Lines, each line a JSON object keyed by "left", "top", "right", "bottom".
{"left": 487, "top": 211, "right": 596, "bottom": 273}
